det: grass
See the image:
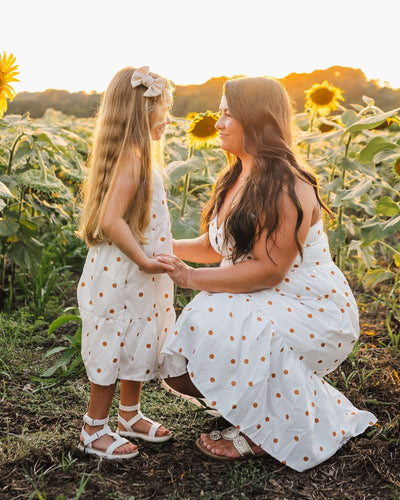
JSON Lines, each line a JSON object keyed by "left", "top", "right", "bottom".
{"left": 0, "top": 281, "right": 399, "bottom": 499}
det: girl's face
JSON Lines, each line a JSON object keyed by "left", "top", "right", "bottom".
{"left": 151, "top": 90, "right": 172, "bottom": 141}
{"left": 215, "top": 95, "right": 245, "bottom": 156}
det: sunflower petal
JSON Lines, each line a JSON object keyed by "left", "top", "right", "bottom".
{"left": 0, "top": 52, "right": 19, "bottom": 117}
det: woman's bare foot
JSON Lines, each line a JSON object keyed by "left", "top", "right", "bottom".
{"left": 199, "top": 432, "right": 264, "bottom": 458}
{"left": 81, "top": 424, "right": 138, "bottom": 455}
{"left": 118, "top": 409, "right": 171, "bottom": 437}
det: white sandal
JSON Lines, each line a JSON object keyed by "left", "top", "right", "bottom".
{"left": 210, "top": 426, "right": 255, "bottom": 457}
{"left": 117, "top": 403, "right": 172, "bottom": 443}
{"left": 78, "top": 413, "right": 139, "bottom": 460}
{"left": 195, "top": 426, "right": 266, "bottom": 461}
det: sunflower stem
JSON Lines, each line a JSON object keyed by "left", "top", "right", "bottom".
{"left": 6, "top": 131, "right": 25, "bottom": 175}
{"left": 371, "top": 182, "right": 400, "bottom": 198}
{"left": 180, "top": 172, "right": 191, "bottom": 217}
{"left": 378, "top": 240, "right": 400, "bottom": 257}
{"left": 306, "top": 111, "right": 317, "bottom": 160}
{"left": 187, "top": 183, "right": 212, "bottom": 197}
{"left": 336, "top": 133, "right": 352, "bottom": 268}
{"left": 179, "top": 146, "right": 195, "bottom": 217}
{"left": 0, "top": 245, "right": 6, "bottom": 290}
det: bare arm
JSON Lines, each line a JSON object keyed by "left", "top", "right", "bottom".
{"left": 173, "top": 233, "right": 223, "bottom": 264}
{"left": 159, "top": 182, "right": 317, "bottom": 292}
{"left": 100, "top": 156, "right": 172, "bottom": 274}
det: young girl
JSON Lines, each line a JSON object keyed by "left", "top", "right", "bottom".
{"left": 76, "top": 66, "right": 175, "bottom": 460}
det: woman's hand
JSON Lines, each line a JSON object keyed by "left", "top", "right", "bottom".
{"left": 156, "top": 254, "right": 193, "bottom": 288}
{"left": 141, "top": 257, "right": 174, "bottom": 275}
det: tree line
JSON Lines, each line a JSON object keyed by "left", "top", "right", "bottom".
{"left": 7, "top": 66, "right": 400, "bottom": 119}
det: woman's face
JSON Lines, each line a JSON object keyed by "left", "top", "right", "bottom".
{"left": 215, "top": 95, "right": 245, "bottom": 156}
{"left": 151, "top": 90, "right": 172, "bottom": 141}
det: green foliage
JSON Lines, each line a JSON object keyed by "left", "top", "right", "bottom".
{"left": 298, "top": 97, "right": 400, "bottom": 290}
{"left": 0, "top": 110, "right": 89, "bottom": 314}
{"left": 0, "top": 93, "right": 399, "bottom": 376}
{"left": 41, "top": 313, "right": 83, "bottom": 379}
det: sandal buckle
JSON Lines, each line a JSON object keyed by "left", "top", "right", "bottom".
{"left": 209, "top": 430, "right": 222, "bottom": 441}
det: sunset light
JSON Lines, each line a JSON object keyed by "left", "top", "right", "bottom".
{"left": 2, "top": 0, "right": 400, "bottom": 92}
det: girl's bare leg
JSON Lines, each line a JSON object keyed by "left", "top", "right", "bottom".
{"left": 82, "top": 382, "right": 137, "bottom": 454}
{"left": 119, "top": 380, "right": 170, "bottom": 436}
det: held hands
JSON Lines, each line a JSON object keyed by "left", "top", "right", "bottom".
{"left": 141, "top": 257, "right": 174, "bottom": 274}
{"left": 156, "top": 254, "right": 193, "bottom": 288}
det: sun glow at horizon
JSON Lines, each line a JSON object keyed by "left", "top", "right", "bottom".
{"left": 2, "top": 0, "right": 400, "bottom": 94}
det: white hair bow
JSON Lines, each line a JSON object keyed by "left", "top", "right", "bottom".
{"left": 131, "top": 66, "right": 167, "bottom": 97}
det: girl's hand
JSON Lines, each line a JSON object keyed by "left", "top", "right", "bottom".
{"left": 141, "top": 257, "right": 174, "bottom": 274}
{"left": 156, "top": 254, "right": 193, "bottom": 288}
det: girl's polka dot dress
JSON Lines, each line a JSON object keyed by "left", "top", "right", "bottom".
{"left": 161, "top": 215, "right": 377, "bottom": 471}
{"left": 78, "top": 169, "right": 175, "bottom": 385}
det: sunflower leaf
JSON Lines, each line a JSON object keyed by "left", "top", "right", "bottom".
{"left": 167, "top": 157, "right": 204, "bottom": 184}
{"left": 358, "top": 137, "right": 399, "bottom": 164}
{"left": 346, "top": 107, "right": 400, "bottom": 133}
{"left": 374, "top": 197, "right": 400, "bottom": 217}
{"left": 0, "top": 180, "right": 13, "bottom": 199}
{"left": 0, "top": 219, "right": 18, "bottom": 236}
{"left": 363, "top": 268, "right": 395, "bottom": 289}
{"left": 374, "top": 149, "right": 400, "bottom": 165}
{"left": 361, "top": 215, "right": 400, "bottom": 245}
{"left": 341, "top": 110, "right": 359, "bottom": 127}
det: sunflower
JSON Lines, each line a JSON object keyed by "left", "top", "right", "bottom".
{"left": 0, "top": 52, "right": 20, "bottom": 118}
{"left": 187, "top": 111, "right": 220, "bottom": 149}
{"left": 186, "top": 112, "right": 198, "bottom": 121}
{"left": 395, "top": 159, "right": 400, "bottom": 177}
{"left": 371, "top": 117, "right": 399, "bottom": 131}
{"left": 305, "top": 81, "right": 344, "bottom": 117}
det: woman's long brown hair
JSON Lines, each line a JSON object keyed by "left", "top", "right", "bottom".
{"left": 201, "top": 77, "right": 331, "bottom": 262}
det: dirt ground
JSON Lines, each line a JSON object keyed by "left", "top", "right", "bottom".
{"left": 0, "top": 297, "right": 399, "bottom": 499}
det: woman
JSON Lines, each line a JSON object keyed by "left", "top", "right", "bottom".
{"left": 157, "top": 77, "right": 376, "bottom": 472}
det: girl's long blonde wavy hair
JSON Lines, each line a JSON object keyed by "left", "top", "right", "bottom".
{"left": 77, "top": 67, "right": 171, "bottom": 246}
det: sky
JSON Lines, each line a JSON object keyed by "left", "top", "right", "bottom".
{"left": 2, "top": 0, "right": 400, "bottom": 93}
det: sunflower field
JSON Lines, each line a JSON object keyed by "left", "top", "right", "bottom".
{"left": 1, "top": 75, "right": 400, "bottom": 498}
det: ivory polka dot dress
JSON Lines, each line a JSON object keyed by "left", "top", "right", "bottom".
{"left": 78, "top": 169, "right": 175, "bottom": 385}
{"left": 161, "top": 215, "right": 377, "bottom": 472}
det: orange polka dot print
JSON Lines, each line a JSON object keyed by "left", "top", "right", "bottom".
{"left": 78, "top": 168, "right": 176, "bottom": 386}
{"left": 158, "top": 212, "right": 376, "bottom": 472}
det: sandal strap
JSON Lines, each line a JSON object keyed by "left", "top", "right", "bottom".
{"left": 119, "top": 403, "right": 140, "bottom": 412}
{"left": 81, "top": 423, "right": 111, "bottom": 447}
{"left": 232, "top": 435, "right": 255, "bottom": 457}
{"left": 210, "top": 426, "right": 240, "bottom": 442}
{"left": 209, "top": 426, "right": 254, "bottom": 457}
{"left": 83, "top": 413, "right": 109, "bottom": 427}
{"left": 147, "top": 420, "right": 162, "bottom": 438}
{"left": 81, "top": 420, "right": 131, "bottom": 452}
{"left": 221, "top": 426, "right": 240, "bottom": 440}
{"left": 104, "top": 431, "right": 130, "bottom": 455}
{"left": 118, "top": 411, "right": 143, "bottom": 430}
{"left": 118, "top": 409, "right": 162, "bottom": 437}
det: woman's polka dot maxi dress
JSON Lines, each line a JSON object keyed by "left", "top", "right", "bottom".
{"left": 161, "top": 215, "right": 376, "bottom": 471}
{"left": 78, "top": 169, "right": 175, "bottom": 385}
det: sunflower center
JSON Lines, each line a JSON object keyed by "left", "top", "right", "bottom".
{"left": 310, "top": 88, "right": 334, "bottom": 105}
{"left": 0, "top": 70, "right": 4, "bottom": 89}
{"left": 191, "top": 116, "right": 218, "bottom": 138}
{"left": 395, "top": 159, "right": 400, "bottom": 176}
